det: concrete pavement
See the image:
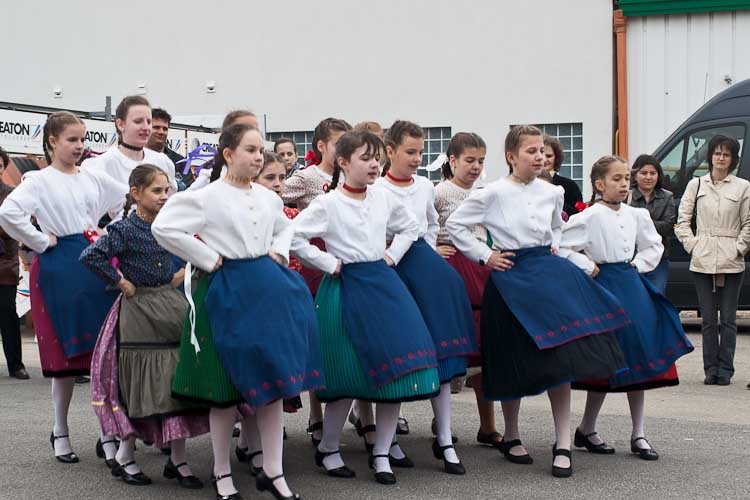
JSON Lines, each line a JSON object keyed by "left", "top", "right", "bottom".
{"left": 1, "top": 328, "right": 748, "bottom": 500}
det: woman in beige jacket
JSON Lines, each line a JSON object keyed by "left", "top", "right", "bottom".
{"left": 676, "top": 135, "right": 750, "bottom": 386}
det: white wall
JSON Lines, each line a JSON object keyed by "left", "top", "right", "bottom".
{"left": 1, "top": 1, "right": 613, "bottom": 190}
{"left": 627, "top": 10, "right": 750, "bottom": 158}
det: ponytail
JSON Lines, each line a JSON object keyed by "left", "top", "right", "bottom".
{"left": 328, "top": 162, "right": 342, "bottom": 192}
{"left": 122, "top": 193, "right": 133, "bottom": 219}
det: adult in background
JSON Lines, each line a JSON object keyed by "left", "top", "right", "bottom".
{"left": 273, "top": 137, "right": 300, "bottom": 177}
{"left": 0, "top": 147, "right": 28, "bottom": 380}
{"left": 543, "top": 135, "right": 583, "bottom": 216}
{"left": 148, "top": 108, "right": 188, "bottom": 189}
{"left": 628, "top": 154, "right": 676, "bottom": 293}
{"left": 676, "top": 135, "right": 750, "bottom": 386}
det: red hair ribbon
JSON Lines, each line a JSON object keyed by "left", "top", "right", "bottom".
{"left": 574, "top": 201, "right": 589, "bottom": 213}
{"left": 304, "top": 150, "right": 321, "bottom": 166}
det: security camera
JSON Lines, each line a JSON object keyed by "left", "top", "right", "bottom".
{"left": 205, "top": 81, "right": 217, "bottom": 93}
{"left": 52, "top": 88, "right": 63, "bottom": 98}
{"left": 724, "top": 74, "right": 733, "bottom": 85}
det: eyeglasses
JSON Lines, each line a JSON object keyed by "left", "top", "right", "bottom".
{"left": 712, "top": 151, "right": 732, "bottom": 158}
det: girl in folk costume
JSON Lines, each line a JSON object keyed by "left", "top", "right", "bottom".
{"left": 291, "top": 130, "right": 440, "bottom": 485}
{"left": 374, "top": 121, "right": 478, "bottom": 475}
{"left": 283, "top": 117, "right": 351, "bottom": 448}
{"left": 232, "top": 151, "right": 304, "bottom": 475}
{"left": 152, "top": 123, "right": 321, "bottom": 500}
{"left": 446, "top": 125, "right": 627, "bottom": 478}
{"left": 434, "top": 132, "right": 501, "bottom": 450}
{"left": 80, "top": 164, "right": 209, "bottom": 487}
{"left": 559, "top": 156, "right": 693, "bottom": 460}
{"left": 0, "top": 112, "right": 126, "bottom": 463}
{"left": 81, "top": 96, "right": 177, "bottom": 208}
{"left": 188, "top": 110, "right": 260, "bottom": 191}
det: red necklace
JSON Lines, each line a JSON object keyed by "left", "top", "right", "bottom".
{"left": 342, "top": 183, "right": 367, "bottom": 194}
{"left": 386, "top": 171, "right": 413, "bottom": 183}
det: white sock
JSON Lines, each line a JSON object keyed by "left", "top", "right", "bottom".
{"left": 115, "top": 436, "right": 140, "bottom": 474}
{"left": 628, "top": 391, "right": 650, "bottom": 448}
{"left": 210, "top": 407, "right": 238, "bottom": 496}
{"left": 318, "top": 399, "right": 352, "bottom": 470}
{"left": 431, "top": 383, "right": 460, "bottom": 463}
{"left": 257, "top": 400, "right": 293, "bottom": 497}
{"left": 100, "top": 433, "right": 118, "bottom": 460}
{"left": 170, "top": 438, "right": 193, "bottom": 475}
{"left": 374, "top": 403, "right": 400, "bottom": 474}
{"left": 51, "top": 377, "right": 75, "bottom": 455}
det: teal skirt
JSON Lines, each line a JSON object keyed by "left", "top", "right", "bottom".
{"left": 315, "top": 275, "right": 439, "bottom": 403}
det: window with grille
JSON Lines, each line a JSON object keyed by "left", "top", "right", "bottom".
{"left": 266, "top": 131, "right": 314, "bottom": 168}
{"left": 534, "top": 123, "right": 584, "bottom": 189}
{"left": 418, "top": 126, "right": 452, "bottom": 182}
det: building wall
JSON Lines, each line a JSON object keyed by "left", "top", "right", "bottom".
{"left": 627, "top": 10, "right": 750, "bottom": 158}
{"left": 2, "top": 1, "right": 613, "bottom": 191}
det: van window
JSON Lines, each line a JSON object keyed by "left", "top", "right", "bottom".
{"left": 660, "top": 124, "right": 745, "bottom": 198}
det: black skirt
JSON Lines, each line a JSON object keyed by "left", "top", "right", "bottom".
{"left": 480, "top": 280, "right": 626, "bottom": 401}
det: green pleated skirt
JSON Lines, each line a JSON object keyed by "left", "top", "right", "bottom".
{"left": 171, "top": 274, "right": 242, "bottom": 407}
{"left": 315, "top": 275, "right": 439, "bottom": 403}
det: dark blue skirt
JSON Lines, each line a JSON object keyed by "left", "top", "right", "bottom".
{"left": 490, "top": 247, "right": 628, "bottom": 349}
{"left": 204, "top": 256, "right": 323, "bottom": 409}
{"left": 39, "top": 234, "right": 117, "bottom": 358}
{"left": 395, "top": 239, "right": 478, "bottom": 372}
{"left": 594, "top": 263, "right": 693, "bottom": 387}
{"left": 340, "top": 261, "right": 438, "bottom": 388}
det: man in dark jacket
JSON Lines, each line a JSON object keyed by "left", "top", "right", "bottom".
{"left": 0, "top": 147, "right": 28, "bottom": 379}
{"left": 147, "top": 108, "right": 190, "bottom": 189}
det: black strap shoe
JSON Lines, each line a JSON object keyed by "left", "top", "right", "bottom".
{"left": 574, "top": 428, "right": 615, "bottom": 454}
{"left": 354, "top": 419, "right": 376, "bottom": 453}
{"left": 551, "top": 444, "right": 572, "bottom": 478}
{"left": 314, "top": 449, "right": 356, "bottom": 478}
{"left": 211, "top": 473, "right": 242, "bottom": 500}
{"left": 95, "top": 437, "right": 119, "bottom": 468}
{"left": 306, "top": 421, "right": 323, "bottom": 447}
{"left": 112, "top": 460, "right": 152, "bottom": 485}
{"left": 247, "top": 450, "right": 263, "bottom": 476}
{"left": 388, "top": 442, "right": 414, "bottom": 468}
{"left": 256, "top": 471, "right": 302, "bottom": 499}
{"left": 50, "top": 432, "right": 79, "bottom": 464}
{"left": 498, "top": 438, "right": 533, "bottom": 464}
{"left": 432, "top": 439, "right": 466, "bottom": 475}
{"left": 164, "top": 458, "right": 203, "bottom": 489}
{"left": 476, "top": 430, "right": 504, "bottom": 450}
{"left": 630, "top": 437, "right": 659, "bottom": 461}
{"left": 369, "top": 454, "right": 397, "bottom": 485}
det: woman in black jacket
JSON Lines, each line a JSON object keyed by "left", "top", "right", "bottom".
{"left": 543, "top": 135, "right": 583, "bottom": 215}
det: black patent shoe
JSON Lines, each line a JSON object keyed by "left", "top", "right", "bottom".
{"left": 235, "top": 445, "right": 250, "bottom": 463}
{"left": 307, "top": 421, "right": 323, "bottom": 448}
{"left": 256, "top": 471, "right": 302, "bottom": 499}
{"left": 50, "top": 432, "right": 79, "bottom": 464}
{"left": 431, "top": 439, "right": 466, "bottom": 475}
{"left": 369, "top": 454, "right": 397, "bottom": 485}
{"left": 164, "top": 458, "right": 203, "bottom": 489}
{"left": 246, "top": 450, "right": 263, "bottom": 476}
{"left": 388, "top": 443, "right": 414, "bottom": 468}
{"left": 551, "top": 444, "right": 572, "bottom": 478}
{"left": 211, "top": 473, "right": 242, "bottom": 500}
{"left": 354, "top": 419, "right": 376, "bottom": 454}
{"left": 498, "top": 438, "right": 533, "bottom": 465}
{"left": 111, "top": 460, "right": 152, "bottom": 485}
{"left": 431, "top": 418, "right": 458, "bottom": 444}
{"left": 630, "top": 437, "right": 659, "bottom": 461}
{"left": 95, "top": 437, "right": 119, "bottom": 468}
{"left": 314, "top": 449, "right": 356, "bottom": 478}
{"left": 574, "top": 428, "right": 615, "bottom": 454}
{"left": 396, "top": 415, "right": 409, "bottom": 435}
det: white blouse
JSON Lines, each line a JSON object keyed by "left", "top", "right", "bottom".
{"left": 446, "top": 177, "right": 565, "bottom": 264}
{"left": 82, "top": 146, "right": 177, "bottom": 205}
{"left": 151, "top": 180, "right": 293, "bottom": 272}
{"left": 559, "top": 202, "right": 664, "bottom": 275}
{"left": 374, "top": 175, "right": 439, "bottom": 248}
{"left": 291, "top": 188, "right": 419, "bottom": 274}
{"left": 0, "top": 167, "right": 128, "bottom": 253}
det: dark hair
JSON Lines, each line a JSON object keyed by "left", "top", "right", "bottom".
{"left": 311, "top": 118, "right": 352, "bottom": 165}
{"left": 210, "top": 124, "right": 259, "bottom": 182}
{"left": 631, "top": 154, "right": 664, "bottom": 190}
{"left": 42, "top": 111, "right": 85, "bottom": 164}
{"left": 329, "top": 130, "right": 385, "bottom": 191}
{"left": 123, "top": 163, "right": 169, "bottom": 219}
{"left": 543, "top": 135, "right": 564, "bottom": 172}
{"left": 382, "top": 120, "right": 424, "bottom": 174}
{"left": 0, "top": 146, "right": 9, "bottom": 170}
{"left": 259, "top": 151, "right": 285, "bottom": 176}
{"left": 441, "top": 132, "right": 486, "bottom": 179}
{"left": 273, "top": 137, "right": 296, "bottom": 152}
{"left": 707, "top": 134, "right": 741, "bottom": 173}
{"left": 151, "top": 108, "right": 172, "bottom": 124}
{"left": 504, "top": 125, "right": 543, "bottom": 171}
{"left": 588, "top": 155, "right": 627, "bottom": 205}
{"left": 221, "top": 110, "right": 256, "bottom": 132}
{"left": 115, "top": 95, "right": 151, "bottom": 141}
